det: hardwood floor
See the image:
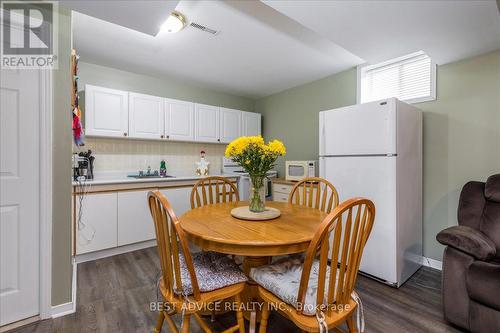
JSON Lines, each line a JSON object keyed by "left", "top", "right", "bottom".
{"left": 10, "top": 247, "right": 464, "bottom": 333}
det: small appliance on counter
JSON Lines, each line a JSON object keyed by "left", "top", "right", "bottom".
{"left": 73, "top": 150, "right": 94, "bottom": 180}
{"left": 285, "top": 160, "right": 317, "bottom": 181}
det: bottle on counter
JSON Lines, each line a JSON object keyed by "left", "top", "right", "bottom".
{"left": 160, "top": 160, "right": 167, "bottom": 177}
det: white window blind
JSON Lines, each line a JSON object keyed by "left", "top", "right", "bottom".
{"left": 359, "top": 51, "right": 436, "bottom": 104}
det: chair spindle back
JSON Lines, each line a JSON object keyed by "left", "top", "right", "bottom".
{"left": 288, "top": 177, "right": 339, "bottom": 213}
{"left": 190, "top": 176, "right": 239, "bottom": 209}
{"left": 297, "top": 197, "right": 375, "bottom": 315}
{"left": 148, "top": 190, "right": 201, "bottom": 300}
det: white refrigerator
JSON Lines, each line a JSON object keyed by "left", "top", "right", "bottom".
{"left": 319, "top": 98, "right": 423, "bottom": 287}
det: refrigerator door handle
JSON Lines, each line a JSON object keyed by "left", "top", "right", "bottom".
{"left": 319, "top": 112, "right": 325, "bottom": 156}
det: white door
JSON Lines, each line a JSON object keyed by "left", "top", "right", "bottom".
{"left": 117, "top": 190, "right": 156, "bottom": 246}
{"left": 219, "top": 108, "right": 242, "bottom": 143}
{"left": 242, "top": 112, "right": 261, "bottom": 136}
{"left": 76, "top": 193, "right": 118, "bottom": 255}
{"left": 129, "top": 93, "right": 164, "bottom": 140}
{"left": 0, "top": 69, "right": 40, "bottom": 325}
{"left": 194, "top": 104, "right": 220, "bottom": 143}
{"left": 165, "top": 99, "right": 194, "bottom": 141}
{"left": 85, "top": 84, "right": 129, "bottom": 138}
{"left": 319, "top": 99, "right": 396, "bottom": 156}
{"left": 320, "top": 156, "right": 398, "bottom": 284}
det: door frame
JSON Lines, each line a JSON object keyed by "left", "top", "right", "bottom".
{"left": 39, "top": 69, "right": 53, "bottom": 319}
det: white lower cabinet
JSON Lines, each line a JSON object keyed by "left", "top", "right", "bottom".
{"left": 159, "top": 187, "right": 192, "bottom": 217}
{"left": 272, "top": 181, "right": 317, "bottom": 203}
{"left": 117, "top": 190, "right": 156, "bottom": 246}
{"left": 76, "top": 192, "right": 118, "bottom": 255}
{"left": 75, "top": 185, "right": 196, "bottom": 256}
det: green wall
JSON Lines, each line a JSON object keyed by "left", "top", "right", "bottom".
{"left": 78, "top": 62, "right": 255, "bottom": 112}
{"left": 52, "top": 6, "right": 73, "bottom": 306}
{"left": 255, "top": 68, "right": 357, "bottom": 176}
{"left": 255, "top": 50, "right": 500, "bottom": 261}
{"left": 418, "top": 51, "right": 500, "bottom": 260}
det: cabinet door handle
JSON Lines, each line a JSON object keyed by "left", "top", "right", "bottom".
{"left": 217, "top": 138, "right": 221, "bottom": 142}
{"left": 123, "top": 132, "right": 128, "bottom": 137}
{"left": 160, "top": 135, "right": 164, "bottom": 139}
{"left": 167, "top": 135, "right": 170, "bottom": 139}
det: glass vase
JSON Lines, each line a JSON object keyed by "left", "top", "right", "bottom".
{"left": 249, "top": 175, "right": 266, "bottom": 213}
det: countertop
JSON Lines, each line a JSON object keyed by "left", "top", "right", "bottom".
{"left": 272, "top": 178, "right": 298, "bottom": 185}
{"left": 72, "top": 171, "right": 239, "bottom": 186}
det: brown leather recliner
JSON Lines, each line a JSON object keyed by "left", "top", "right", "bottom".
{"left": 437, "top": 174, "right": 500, "bottom": 333}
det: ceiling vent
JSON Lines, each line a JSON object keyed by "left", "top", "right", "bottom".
{"left": 189, "top": 22, "right": 219, "bottom": 35}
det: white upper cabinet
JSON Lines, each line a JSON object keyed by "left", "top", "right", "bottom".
{"left": 85, "top": 84, "right": 129, "bottom": 138}
{"left": 242, "top": 111, "right": 262, "bottom": 136}
{"left": 128, "top": 92, "right": 164, "bottom": 139}
{"left": 85, "top": 84, "right": 261, "bottom": 143}
{"left": 195, "top": 103, "right": 220, "bottom": 143}
{"left": 165, "top": 98, "right": 195, "bottom": 141}
{"left": 219, "top": 107, "right": 242, "bottom": 143}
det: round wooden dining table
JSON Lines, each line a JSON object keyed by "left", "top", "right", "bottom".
{"left": 179, "top": 201, "right": 328, "bottom": 320}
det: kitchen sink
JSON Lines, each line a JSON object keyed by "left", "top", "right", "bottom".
{"left": 127, "top": 175, "right": 176, "bottom": 179}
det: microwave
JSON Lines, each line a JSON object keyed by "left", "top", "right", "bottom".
{"left": 285, "top": 160, "right": 317, "bottom": 181}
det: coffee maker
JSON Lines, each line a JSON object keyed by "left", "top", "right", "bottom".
{"left": 73, "top": 150, "right": 94, "bottom": 180}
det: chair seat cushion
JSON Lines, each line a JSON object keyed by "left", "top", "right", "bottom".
{"left": 467, "top": 260, "right": 500, "bottom": 311}
{"left": 250, "top": 256, "right": 333, "bottom": 316}
{"left": 177, "top": 251, "right": 247, "bottom": 296}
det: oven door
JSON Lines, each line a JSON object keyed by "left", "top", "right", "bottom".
{"left": 238, "top": 176, "right": 250, "bottom": 201}
{"left": 286, "top": 163, "right": 306, "bottom": 180}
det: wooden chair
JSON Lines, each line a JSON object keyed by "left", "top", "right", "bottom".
{"left": 251, "top": 197, "right": 376, "bottom": 333}
{"left": 190, "top": 176, "right": 240, "bottom": 209}
{"left": 148, "top": 191, "right": 246, "bottom": 333}
{"left": 288, "top": 177, "right": 339, "bottom": 213}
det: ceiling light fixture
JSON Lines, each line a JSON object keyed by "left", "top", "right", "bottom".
{"left": 160, "top": 11, "right": 186, "bottom": 34}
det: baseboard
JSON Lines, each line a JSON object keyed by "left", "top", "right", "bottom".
{"left": 51, "top": 260, "right": 77, "bottom": 318}
{"left": 421, "top": 256, "right": 442, "bottom": 270}
{"left": 51, "top": 301, "right": 74, "bottom": 319}
{"left": 75, "top": 240, "right": 156, "bottom": 264}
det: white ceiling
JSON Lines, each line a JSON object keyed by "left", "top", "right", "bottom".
{"left": 61, "top": 1, "right": 178, "bottom": 36}
{"left": 264, "top": 0, "right": 500, "bottom": 65}
{"left": 72, "top": 1, "right": 362, "bottom": 98}
{"left": 71, "top": 0, "right": 500, "bottom": 99}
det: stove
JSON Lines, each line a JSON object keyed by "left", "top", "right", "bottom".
{"left": 222, "top": 158, "right": 277, "bottom": 200}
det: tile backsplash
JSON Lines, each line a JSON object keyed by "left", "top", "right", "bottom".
{"left": 75, "top": 138, "right": 226, "bottom": 176}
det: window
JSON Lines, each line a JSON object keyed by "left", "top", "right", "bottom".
{"left": 357, "top": 51, "right": 436, "bottom": 104}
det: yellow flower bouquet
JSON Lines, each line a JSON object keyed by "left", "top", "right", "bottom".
{"left": 225, "top": 136, "right": 286, "bottom": 212}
